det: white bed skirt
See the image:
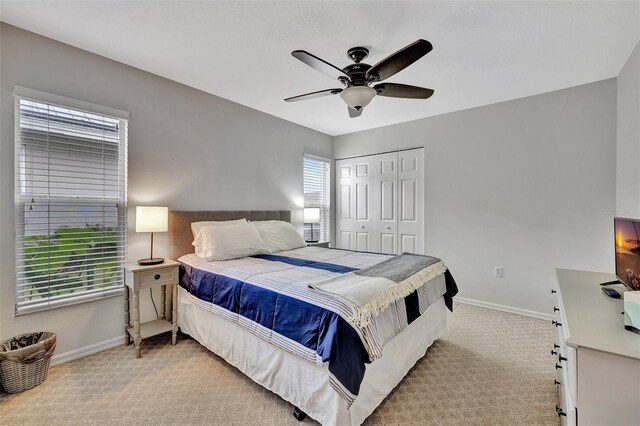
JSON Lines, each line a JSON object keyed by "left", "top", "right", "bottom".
{"left": 178, "top": 286, "right": 448, "bottom": 426}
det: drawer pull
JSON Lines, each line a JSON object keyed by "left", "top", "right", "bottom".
{"left": 554, "top": 380, "right": 561, "bottom": 386}
{"left": 154, "top": 274, "right": 161, "bottom": 280}
{"left": 552, "top": 320, "right": 562, "bottom": 327}
{"left": 551, "top": 349, "right": 557, "bottom": 356}
{"left": 555, "top": 363, "right": 562, "bottom": 370}
{"left": 558, "top": 355, "right": 567, "bottom": 362}
{"left": 551, "top": 289, "right": 557, "bottom": 294}
{"left": 553, "top": 306, "right": 560, "bottom": 312}
{"left": 554, "top": 343, "right": 560, "bottom": 349}
{"left": 556, "top": 405, "right": 567, "bottom": 417}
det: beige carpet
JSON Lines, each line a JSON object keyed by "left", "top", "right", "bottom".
{"left": 0, "top": 303, "right": 559, "bottom": 425}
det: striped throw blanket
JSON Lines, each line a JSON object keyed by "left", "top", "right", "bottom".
{"left": 309, "top": 254, "right": 447, "bottom": 328}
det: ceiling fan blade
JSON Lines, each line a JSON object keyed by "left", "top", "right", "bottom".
{"left": 348, "top": 107, "right": 362, "bottom": 118}
{"left": 292, "top": 50, "right": 351, "bottom": 81}
{"left": 374, "top": 83, "right": 434, "bottom": 99}
{"left": 284, "top": 88, "right": 342, "bottom": 102}
{"left": 365, "top": 39, "right": 433, "bottom": 83}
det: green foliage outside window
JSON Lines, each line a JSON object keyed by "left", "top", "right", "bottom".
{"left": 23, "top": 224, "right": 121, "bottom": 301}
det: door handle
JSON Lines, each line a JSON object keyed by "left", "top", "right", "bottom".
{"left": 386, "top": 226, "right": 391, "bottom": 230}
{"left": 361, "top": 225, "right": 365, "bottom": 229}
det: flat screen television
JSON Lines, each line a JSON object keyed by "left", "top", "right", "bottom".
{"left": 615, "top": 217, "right": 640, "bottom": 290}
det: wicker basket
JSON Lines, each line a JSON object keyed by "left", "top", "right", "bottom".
{"left": 0, "top": 332, "right": 56, "bottom": 393}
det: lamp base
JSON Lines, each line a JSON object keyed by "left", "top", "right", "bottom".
{"left": 137, "top": 257, "right": 165, "bottom": 265}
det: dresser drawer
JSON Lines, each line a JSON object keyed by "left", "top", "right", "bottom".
{"left": 139, "top": 266, "right": 177, "bottom": 287}
{"left": 551, "top": 281, "right": 576, "bottom": 425}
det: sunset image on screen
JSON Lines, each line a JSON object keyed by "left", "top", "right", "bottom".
{"left": 615, "top": 218, "right": 640, "bottom": 291}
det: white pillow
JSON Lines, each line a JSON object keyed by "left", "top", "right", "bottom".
{"left": 252, "top": 221, "right": 306, "bottom": 253}
{"left": 192, "top": 222, "right": 269, "bottom": 261}
{"left": 191, "top": 218, "right": 247, "bottom": 239}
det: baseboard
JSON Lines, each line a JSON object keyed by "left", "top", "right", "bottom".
{"left": 50, "top": 335, "right": 125, "bottom": 366}
{"left": 455, "top": 297, "right": 554, "bottom": 321}
{"left": 49, "top": 301, "right": 551, "bottom": 365}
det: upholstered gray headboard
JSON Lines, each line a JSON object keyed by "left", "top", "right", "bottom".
{"left": 168, "top": 210, "right": 291, "bottom": 260}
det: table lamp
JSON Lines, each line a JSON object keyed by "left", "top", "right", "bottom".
{"left": 136, "top": 206, "right": 168, "bottom": 265}
{"left": 304, "top": 207, "right": 321, "bottom": 243}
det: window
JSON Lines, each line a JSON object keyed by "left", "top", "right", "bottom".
{"left": 303, "top": 155, "right": 331, "bottom": 243}
{"left": 14, "top": 87, "right": 128, "bottom": 314}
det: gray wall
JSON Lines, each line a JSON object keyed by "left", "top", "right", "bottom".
{"left": 335, "top": 80, "right": 617, "bottom": 315}
{"left": 617, "top": 40, "right": 640, "bottom": 216}
{"left": 0, "top": 24, "right": 333, "bottom": 356}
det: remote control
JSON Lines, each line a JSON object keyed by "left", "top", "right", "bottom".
{"left": 601, "top": 287, "right": 621, "bottom": 298}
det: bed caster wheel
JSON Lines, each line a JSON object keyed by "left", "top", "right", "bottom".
{"left": 293, "top": 407, "right": 307, "bottom": 421}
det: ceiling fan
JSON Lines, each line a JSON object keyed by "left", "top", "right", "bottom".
{"left": 284, "top": 39, "right": 434, "bottom": 118}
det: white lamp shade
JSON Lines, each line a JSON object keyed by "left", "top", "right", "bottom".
{"left": 340, "top": 86, "right": 376, "bottom": 109}
{"left": 136, "top": 206, "right": 168, "bottom": 233}
{"left": 304, "top": 207, "right": 321, "bottom": 224}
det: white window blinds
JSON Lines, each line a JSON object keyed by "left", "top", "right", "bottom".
{"left": 303, "top": 155, "right": 331, "bottom": 243}
{"left": 14, "top": 88, "right": 128, "bottom": 314}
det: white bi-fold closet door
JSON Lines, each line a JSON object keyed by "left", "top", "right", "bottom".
{"left": 336, "top": 148, "right": 424, "bottom": 255}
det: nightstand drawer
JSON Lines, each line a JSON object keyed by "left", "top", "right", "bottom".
{"left": 139, "top": 267, "right": 177, "bottom": 287}
{"left": 307, "top": 242, "right": 330, "bottom": 248}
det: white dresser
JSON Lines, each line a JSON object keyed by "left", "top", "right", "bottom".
{"left": 553, "top": 269, "right": 640, "bottom": 425}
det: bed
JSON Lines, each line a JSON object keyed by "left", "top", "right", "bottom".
{"left": 169, "top": 210, "right": 457, "bottom": 426}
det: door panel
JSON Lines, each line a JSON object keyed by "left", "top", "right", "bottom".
{"left": 400, "top": 234, "right": 417, "bottom": 254}
{"left": 353, "top": 156, "right": 373, "bottom": 251}
{"left": 380, "top": 180, "right": 395, "bottom": 221}
{"left": 335, "top": 159, "right": 355, "bottom": 250}
{"left": 398, "top": 149, "right": 424, "bottom": 254}
{"left": 340, "top": 164, "right": 352, "bottom": 178}
{"left": 339, "top": 184, "right": 352, "bottom": 220}
{"left": 356, "top": 163, "right": 369, "bottom": 177}
{"left": 356, "top": 183, "right": 370, "bottom": 221}
{"left": 356, "top": 232, "right": 369, "bottom": 252}
{"left": 380, "top": 233, "right": 396, "bottom": 254}
{"left": 401, "top": 155, "right": 417, "bottom": 172}
{"left": 400, "top": 179, "right": 417, "bottom": 222}
{"left": 373, "top": 152, "right": 398, "bottom": 254}
{"left": 381, "top": 158, "right": 395, "bottom": 174}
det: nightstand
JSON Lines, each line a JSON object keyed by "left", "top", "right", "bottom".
{"left": 307, "top": 241, "right": 330, "bottom": 248}
{"left": 124, "top": 259, "right": 180, "bottom": 358}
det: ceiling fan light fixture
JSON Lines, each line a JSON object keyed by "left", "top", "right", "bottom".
{"left": 340, "top": 86, "right": 376, "bottom": 110}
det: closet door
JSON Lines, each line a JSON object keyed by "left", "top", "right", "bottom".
{"left": 336, "top": 158, "right": 355, "bottom": 250}
{"left": 372, "top": 152, "right": 398, "bottom": 254}
{"left": 398, "top": 148, "right": 424, "bottom": 254}
{"left": 353, "top": 156, "right": 374, "bottom": 251}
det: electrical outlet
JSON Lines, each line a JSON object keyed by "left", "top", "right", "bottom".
{"left": 494, "top": 266, "right": 503, "bottom": 278}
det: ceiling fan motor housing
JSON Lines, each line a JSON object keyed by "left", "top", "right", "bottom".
{"left": 343, "top": 63, "right": 371, "bottom": 86}
{"left": 344, "top": 47, "right": 372, "bottom": 86}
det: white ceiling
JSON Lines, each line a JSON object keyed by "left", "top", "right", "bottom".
{"left": 1, "top": 1, "right": 639, "bottom": 136}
